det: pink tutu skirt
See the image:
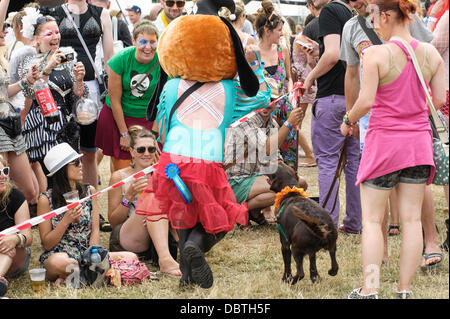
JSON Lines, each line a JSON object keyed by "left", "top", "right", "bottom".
{"left": 135, "top": 152, "right": 248, "bottom": 234}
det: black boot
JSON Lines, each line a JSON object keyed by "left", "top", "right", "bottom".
{"left": 177, "top": 228, "right": 193, "bottom": 287}
{"left": 181, "top": 224, "right": 226, "bottom": 289}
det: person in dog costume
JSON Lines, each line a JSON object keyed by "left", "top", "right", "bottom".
{"left": 135, "top": 0, "right": 271, "bottom": 288}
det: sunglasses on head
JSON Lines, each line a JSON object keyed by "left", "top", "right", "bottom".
{"left": 68, "top": 158, "right": 81, "bottom": 167}
{"left": 136, "top": 146, "right": 157, "bottom": 154}
{"left": 165, "top": 0, "right": 185, "bottom": 8}
{"left": 0, "top": 167, "right": 10, "bottom": 177}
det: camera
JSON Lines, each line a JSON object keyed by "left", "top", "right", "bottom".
{"left": 60, "top": 53, "right": 75, "bottom": 63}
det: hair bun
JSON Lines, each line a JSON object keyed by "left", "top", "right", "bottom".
{"left": 261, "top": 0, "right": 274, "bottom": 15}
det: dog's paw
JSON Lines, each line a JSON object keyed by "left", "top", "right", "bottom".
{"left": 310, "top": 273, "right": 320, "bottom": 283}
{"left": 328, "top": 267, "right": 338, "bottom": 276}
{"left": 282, "top": 274, "right": 292, "bottom": 283}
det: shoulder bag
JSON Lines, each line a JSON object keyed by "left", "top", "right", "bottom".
{"left": 392, "top": 36, "right": 448, "bottom": 185}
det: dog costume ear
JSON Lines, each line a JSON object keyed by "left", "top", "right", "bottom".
{"left": 146, "top": 66, "right": 168, "bottom": 121}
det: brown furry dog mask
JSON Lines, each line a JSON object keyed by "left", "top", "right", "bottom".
{"left": 147, "top": 0, "right": 259, "bottom": 120}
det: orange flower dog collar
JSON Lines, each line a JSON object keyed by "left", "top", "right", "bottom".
{"left": 274, "top": 186, "right": 309, "bottom": 209}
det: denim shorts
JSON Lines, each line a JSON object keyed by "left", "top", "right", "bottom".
{"left": 6, "top": 247, "right": 31, "bottom": 279}
{"left": 363, "top": 165, "right": 431, "bottom": 190}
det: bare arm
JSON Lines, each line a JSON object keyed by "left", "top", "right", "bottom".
{"left": 108, "top": 69, "right": 129, "bottom": 150}
{"left": 88, "top": 186, "right": 100, "bottom": 246}
{"left": 0, "top": 0, "right": 10, "bottom": 27}
{"left": 345, "top": 64, "right": 361, "bottom": 111}
{"left": 101, "top": 8, "right": 114, "bottom": 74}
{"left": 304, "top": 34, "right": 341, "bottom": 91}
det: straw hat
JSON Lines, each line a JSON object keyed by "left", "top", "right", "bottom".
{"left": 44, "top": 143, "right": 83, "bottom": 177}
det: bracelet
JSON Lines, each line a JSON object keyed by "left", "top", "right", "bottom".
{"left": 121, "top": 197, "right": 132, "bottom": 208}
{"left": 249, "top": 60, "right": 259, "bottom": 67}
{"left": 119, "top": 131, "right": 128, "bottom": 138}
{"left": 343, "top": 111, "right": 356, "bottom": 127}
{"left": 16, "top": 233, "right": 26, "bottom": 248}
{"left": 283, "top": 121, "right": 294, "bottom": 132}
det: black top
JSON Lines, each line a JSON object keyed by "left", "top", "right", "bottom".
{"left": 116, "top": 18, "right": 133, "bottom": 48}
{"left": 0, "top": 189, "right": 26, "bottom": 231}
{"left": 316, "top": 2, "right": 352, "bottom": 98}
{"left": 50, "top": 4, "right": 104, "bottom": 82}
{"left": 302, "top": 17, "right": 320, "bottom": 42}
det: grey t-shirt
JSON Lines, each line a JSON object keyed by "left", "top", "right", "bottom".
{"left": 340, "top": 13, "right": 434, "bottom": 66}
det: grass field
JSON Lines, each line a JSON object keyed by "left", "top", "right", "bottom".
{"left": 4, "top": 110, "right": 449, "bottom": 299}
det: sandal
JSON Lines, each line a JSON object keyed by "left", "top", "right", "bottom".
{"left": 0, "top": 276, "right": 8, "bottom": 297}
{"left": 421, "top": 252, "right": 444, "bottom": 271}
{"left": 388, "top": 224, "right": 400, "bottom": 236}
{"left": 99, "top": 214, "right": 112, "bottom": 232}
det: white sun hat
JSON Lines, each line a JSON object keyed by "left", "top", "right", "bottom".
{"left": 44, "top": 143, "right": 83, "bottom": 177}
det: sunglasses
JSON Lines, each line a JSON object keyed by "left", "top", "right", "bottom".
{"left": 135, "top": 146, "right": 157, "bottom": 154}
{"left": 165, "top": 1, "right": 185, "bottom": 8}
{"left": 68, "top": 158, "right": 81, "bottom": 167}
{"left": 0, "top": 167, "right": 10, "bottom": 177}
{"left": 2, "top": 23, "right": 10, "bottom": 32}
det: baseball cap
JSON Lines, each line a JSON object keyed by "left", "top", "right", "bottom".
{"left": 126, "top": 5, "right": 142, "bottom": 14}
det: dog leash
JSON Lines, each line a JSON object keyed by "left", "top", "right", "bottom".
{"left": 321, "top": 136, "right": 349, "bottom": 213}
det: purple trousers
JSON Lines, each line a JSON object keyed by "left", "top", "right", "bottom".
{"left": 311, "top": 95, "right": 362, "bottom": 231}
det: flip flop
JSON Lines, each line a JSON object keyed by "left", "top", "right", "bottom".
{"left": 298, "top": 162, "right": 317, "bottom": 167}
{"left": 388, "top": 225, "right": 400, "bottom": 236}
{"left": 421, "top": 252, "right": 444, "bottom": 271}
{"left": 156, "top": 268, "right": 182, "bottom": 278}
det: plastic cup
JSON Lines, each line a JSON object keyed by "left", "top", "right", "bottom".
{"left": 29, "top": 268, "right": 46, "bottom": 294}
{"left": 63, "top": 190, "right": 79, "bottom": 204}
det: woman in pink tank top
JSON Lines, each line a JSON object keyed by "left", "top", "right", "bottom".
{"left": 340, "top": 0, "right": 446, "bottom": 299}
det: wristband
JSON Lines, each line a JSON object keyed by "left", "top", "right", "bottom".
{"left": 42, "top": 68, "right": 51, "bottom": 77}
{"left": 343, "top": 111, "right": 356, "bottom": 127}
{"left": 18, "top": 79, "right": 26, "bottom": 90}
{"left": 120, "top": 131, "right": 128, "bottom": 138}
{"left": 283, "top": 121, "right": 294, "bottom": 132}
{"left": 250, "top": 60, "right": 259, "bottom": 67}
{"left": 16, "top": 233, "right": 26, "bottom": 248}
{"left": 121, "top": 197, "right": 132, "bottom": 208}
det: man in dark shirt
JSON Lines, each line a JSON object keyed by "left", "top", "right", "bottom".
{"left": 301, "top": 0, "right": 362, "bottom": 234}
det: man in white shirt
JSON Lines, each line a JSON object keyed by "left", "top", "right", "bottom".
{"left": 154, "top": 0, "right": 185, "bottom": 35}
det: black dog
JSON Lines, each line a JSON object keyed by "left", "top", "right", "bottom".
{"left": 268, "top": 162, "right": 338, "bottom": 284}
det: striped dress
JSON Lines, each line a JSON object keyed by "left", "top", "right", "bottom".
{"left": 18, "top": 52, "right": 89, "bottom": 163}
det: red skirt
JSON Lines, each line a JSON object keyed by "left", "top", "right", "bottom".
{"left": 135, "top": 152, "right": 248, "bottom": 234}
{"left": 95, "top": 104, "right": 153, "bottom": 160}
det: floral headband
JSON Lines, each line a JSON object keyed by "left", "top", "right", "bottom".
{"left": 21, "top": 7, "right": 47, "bottom": 40}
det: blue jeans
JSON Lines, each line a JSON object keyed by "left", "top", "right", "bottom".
{"left": 311, "top": 95, "right": 362, "bottom": 231}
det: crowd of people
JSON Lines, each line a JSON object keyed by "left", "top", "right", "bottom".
{"left": 0, "top": 0, "right": 448, "bottom": 299}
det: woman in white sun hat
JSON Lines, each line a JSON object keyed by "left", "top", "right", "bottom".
{"left": 37, "top": 143, "right": 136, "bottom": 284}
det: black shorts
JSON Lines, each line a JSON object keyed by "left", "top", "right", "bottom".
{"left": 79, "top": 120, "right": 98, "bottom": 153}
{"left": 363, "top": 165, "right": 431, "bottom": 190}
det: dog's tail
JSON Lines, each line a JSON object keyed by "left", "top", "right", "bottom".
{"left": 292, "top": 206, "right": 331, "bottom": 241}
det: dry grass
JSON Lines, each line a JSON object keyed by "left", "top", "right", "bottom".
{"left": 5, "top": 110, "right": 449, "bottom": 299}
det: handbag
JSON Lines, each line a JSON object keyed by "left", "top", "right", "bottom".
{"left": 392, "top": 37, "right": 449, "bottom": 185}
{"left": 0, "top": 102, "right": 22, "bottom": 139}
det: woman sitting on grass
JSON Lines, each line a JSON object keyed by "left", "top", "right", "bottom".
{"left": 108, "top": 126, "right": 180, "bottom": 277}
{"left": 0, "top": 155, "right": 32, "bottom": 297}
{"left": 37, "top": 143, "right": 136, "bottom": 284}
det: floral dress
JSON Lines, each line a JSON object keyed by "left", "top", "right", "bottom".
{"left": 264, "top": 45, "right": 297, "bottom": 170}
{"left": 39, "top": 187, "right": 93, "bottom": 266}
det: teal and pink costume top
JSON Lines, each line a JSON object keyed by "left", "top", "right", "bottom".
{"left": 136, "top": 62, "right": 271, "bottom": 234}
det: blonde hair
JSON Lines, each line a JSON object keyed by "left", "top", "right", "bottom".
{"left": 0, "top": 155, "right": 15, "bottom": 212}
{"left": 0, "top": 47, "right": 8, "bottom": 74}
{"left": 219, "top": 1, "right": 246, "bottom": 23}
{"left": 128, "top": 125, "right": 156, "bottom": 148}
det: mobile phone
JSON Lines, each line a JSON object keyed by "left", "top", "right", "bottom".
{"left": 61, "top": 53, "right": 75, "bottom": 63}
{"left": 296, "top": 40, "right": 313, "bottom": 50}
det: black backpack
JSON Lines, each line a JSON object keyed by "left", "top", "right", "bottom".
{"left": 78, "top": 245, "right": 110, "bottom": 287}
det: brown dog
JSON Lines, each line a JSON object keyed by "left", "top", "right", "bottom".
{"left": 268, "top": 162, "right": 338, "bottom": 284}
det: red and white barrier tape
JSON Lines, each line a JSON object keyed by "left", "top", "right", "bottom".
{"left": 0, "top": 165, "right": 156, "bottom": 237}
{"left": 229, "top": 82, "right": 304, "bottom": 129}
